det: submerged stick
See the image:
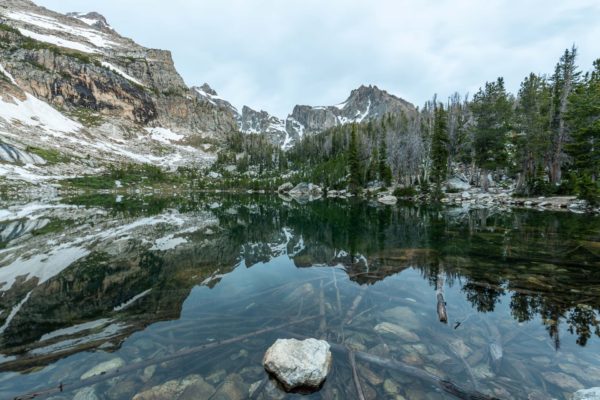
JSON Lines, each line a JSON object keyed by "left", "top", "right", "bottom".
{"left": 436, "top": 269, "right": 448, "bottom": 323}
{"left": 13, "top": 315, "right": 318, "bottom": 400}
{"left": 347, "top": 348, "right": 366, "bottom": 400}
{"left": 344, "top": 288, "right": 366, "bottom": 326}
{"left": 319, "top": 280, "right": 326, "bottom": 336}
{"left": 332, "top": 269, "right": 342, "bottom": 314}
{"left": 340, "top": 345, "right": 498, "bottom": 400}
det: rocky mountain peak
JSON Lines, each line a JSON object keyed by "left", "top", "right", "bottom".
{"left": 198, "top": 83, "right": 217, "bottom": 96}
{"left": 66, "top": 11, "right": 112, "bottom": 31}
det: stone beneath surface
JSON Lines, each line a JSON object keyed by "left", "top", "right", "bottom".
{"left": 80, "top": 357, "right": 124, "bottom": 380}
{"left": 132, "top": 375, "right": 216, "bottom": 400}
{"left": 374, "top": 322, "right": 420, "bottom": 342}
{"left": 542, "top": 371, "right": 583, "bottom": 391}
{"left": 263, "top": 338, "right": 332, "bottom": 391}
{"left": 573, "top": 388, "right": 600, "bottom": 400}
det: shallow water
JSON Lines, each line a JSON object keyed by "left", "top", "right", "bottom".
{"left": 0, "top": 194, "right": 599, "bottom": 399}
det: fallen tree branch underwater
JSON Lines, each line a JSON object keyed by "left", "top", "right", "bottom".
{"left": 12, "top": 315, "right": 319, "bottom": 400}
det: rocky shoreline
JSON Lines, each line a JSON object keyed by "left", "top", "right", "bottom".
{"left": 276, "top": 181, "right": 599, "bottom": 214}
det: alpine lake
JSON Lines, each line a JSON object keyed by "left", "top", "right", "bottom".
{"left": 0, "top": 194, "right": 599, "bottom": 400}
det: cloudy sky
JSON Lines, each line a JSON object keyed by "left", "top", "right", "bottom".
{"left": 36, "top": 0, "right": 600, "bottom": 117}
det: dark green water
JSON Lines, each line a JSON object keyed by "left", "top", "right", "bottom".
{"left": 0, "top": 195, "right": 599, "bottom": 399}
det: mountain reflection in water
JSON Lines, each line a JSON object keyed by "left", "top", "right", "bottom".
{"left": 0, "top": 194, "right": 599, "bottom": 399}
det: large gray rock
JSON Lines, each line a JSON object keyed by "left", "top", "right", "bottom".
{"left": 574, "top": 388, "right": 600, "bottom": 400}
{"left": 278, "top": 182, "right": 294, "bottom": 193}
{"left": 263, "top": 338, "right": 332, "bottom": 391}
{"left": 377, "top": 195, "right": 398, "bottom": 205}
{"left": 446, "top": 177, "right": 471, "bottom": 191}
{"left": 289, "top": 183, "right": 322, "bottom": 196}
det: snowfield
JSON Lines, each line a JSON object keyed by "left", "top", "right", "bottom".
{"left": 0, "top": 92, "right": 82, "bottom": 135}
{"left": 6, "top": 11, "right": 118, "bottom": 51}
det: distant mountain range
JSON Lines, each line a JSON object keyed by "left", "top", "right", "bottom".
{"left": 0, "top": 0, "right": 416, "bottom": 184}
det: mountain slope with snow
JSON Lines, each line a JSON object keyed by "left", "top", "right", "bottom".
{"left": 0, "top": 0, "right": 238, "bottom": 185}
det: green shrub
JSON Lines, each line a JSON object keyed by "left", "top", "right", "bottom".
{"left": 26, "top": 146, "right": 71, "bottom": 164}
{"left": 70, "top": 108, "right": 103, "bottom": 127}
{"left": 0, "top": 23, "right": 20, "bottom": 34}
{"left": 393, "top": 186, "right": 418, "bottom": 197}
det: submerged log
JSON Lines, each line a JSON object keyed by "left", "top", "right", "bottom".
{"left": 436, "top": 270, "right": 448, "bottom": 323}
{"left": 339, "top": 346, "right": 499, "bottom": 400}
{"left": 13, "top": 316, "right": 319, "bottom": 400}
{"left": 480, "top": 316, "right": 503, "bottom": 373}
{"left": 348, "top": 349, "right": 366, "bottom": 400}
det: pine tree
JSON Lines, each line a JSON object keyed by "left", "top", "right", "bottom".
{"left": 515, "top": 72, "right": 552, "bottom": 194}
{"left": 430, "top": 103, "right": 449, "bottom": 199}
{"left": 378, "top": 131, "right": 392, "bottom": 187}
{"left": 470, "top": 77, "right": 513, "bottom": 190}
{"left": 348, "top": 124, "right": 362, "bottom": 194}
{"left": 367, "top": 147, "right": 379, "bottom": 183}
{"left": 566, "top": 59, "right": 600, "bottom": 204}
{"left": 549, "top": 46, "right": 580, "bottom": 183}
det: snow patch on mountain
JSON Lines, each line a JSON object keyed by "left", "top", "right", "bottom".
{"left": 15, "top": 27, "right": 98, "bottom": 53}
{"left": 145, "top": 127, "right": 184, "bottom": 144}
{"left": 100, "top": 62, "right": 145, "bottom": 86}
{"left": 0, "top": 63, "right": 17, "bottom": 85}
{"left": 0, "top": 93, "right": 82, "bottom": 135}
{"left": 6, "top": 11, "right": 118, "bottom": 50}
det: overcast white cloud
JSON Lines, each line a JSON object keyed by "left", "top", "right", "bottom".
{"left": 35, "top": 0, "right": 600, "bottom": 117}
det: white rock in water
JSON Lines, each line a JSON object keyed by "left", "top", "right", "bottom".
{"left": 81, "top": 357, "right": 124, "bottom": 380}
{"left": 574, "top": 388, "right": 600, "bottom": 400}
{"left": 263, "top": 338, "right": 332, "bottom": 391}
{"left": 73, "top": 387, "right": 99, "bottom": 400}
{"left": 378, "top": 195, "right": 398, "bottom": 205}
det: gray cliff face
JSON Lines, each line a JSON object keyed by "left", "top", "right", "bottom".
{"left": 287, "top": 85, "right": 416, "bottom": 137}
{"left": 0, "top": 1, "right": 237, "bottom": 138}
{"left": 239, "top": 106, "right": 287, "bottom": 147}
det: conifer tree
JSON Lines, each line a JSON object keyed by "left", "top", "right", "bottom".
{"left": 430, "top": 103, "right": 449, "bottom": 198}
{"left": 515, "top": 73, "right": 551, "bottom": 194}
{"left": 566, "top": 59, "right": 600, "bottom": 203}
{"left": 470, "top": 77, "right": 513, "bottom": 190}
{"left": 378, "top": 131, "right": 392, "bottom": 187}
{"left": 549, "top": 46, "right": 580, "bottom": 183}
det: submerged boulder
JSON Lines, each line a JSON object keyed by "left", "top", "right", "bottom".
{"left": 573, "top": 388, "right": 600, "bottom": 400}
{"left": 132, "top": 375, "right": 216, "bottom": 400}
{"left": 263, "top": 338, "right": 332, "bottom": 391}
{"left": 81, "top": 357, "right": 124, "bottom": 380}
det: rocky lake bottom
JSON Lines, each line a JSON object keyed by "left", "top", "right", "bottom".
{"left": 0, "top": 194, "right": 599, "bottom": 399}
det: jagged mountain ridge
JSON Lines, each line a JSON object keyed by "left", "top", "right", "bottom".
{"left": 238, "top": 85, "right": 417, "bottom": 149}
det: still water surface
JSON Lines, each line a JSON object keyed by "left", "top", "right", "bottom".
{"left": 0, "top": 195, "right": 599, "bottom": 399}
